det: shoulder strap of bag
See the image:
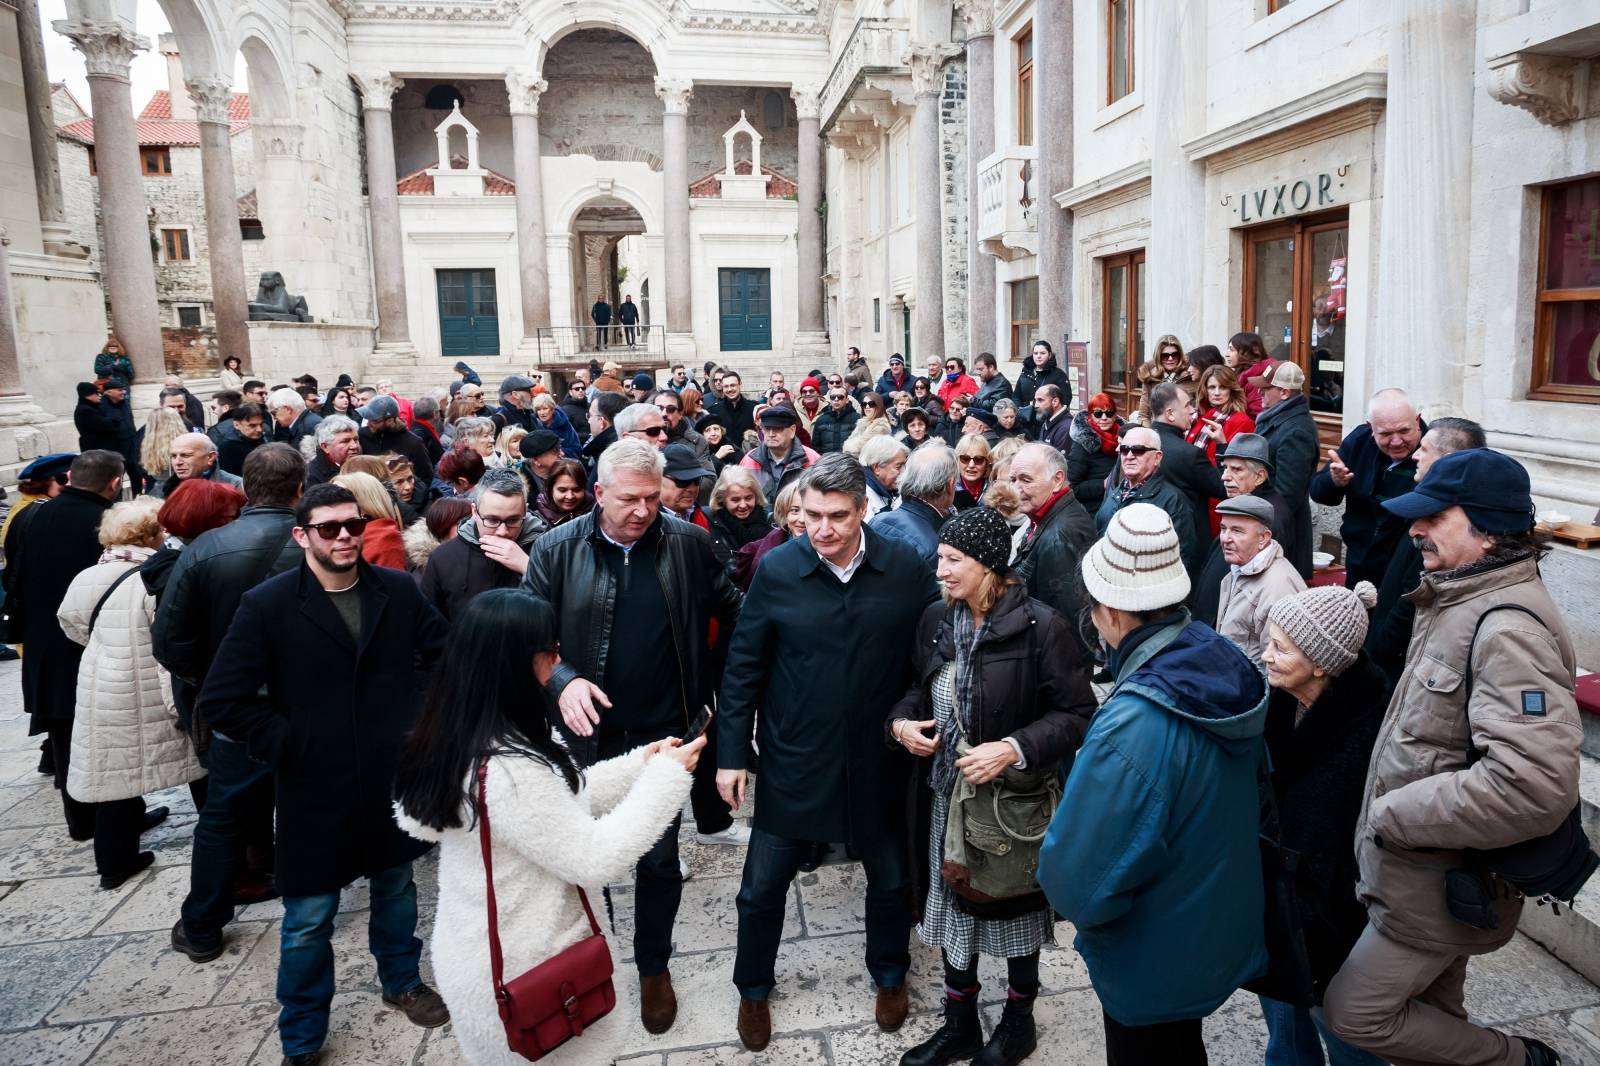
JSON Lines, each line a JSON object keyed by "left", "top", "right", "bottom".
{"left": 1462, "top": 602, "right": 1546, "bottom": 763}
{"left": 89, "top": 565, "right": 145, "bottom": 636}
{"left": 476, "top": 761, "right": 602, "bottom": 1003}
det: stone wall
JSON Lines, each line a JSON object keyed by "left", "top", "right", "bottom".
{"left": 58, "top": 138, "right": 99, "bottom": 262}
{"left": 939, "top": 58, "right": 969, "bottom": 360}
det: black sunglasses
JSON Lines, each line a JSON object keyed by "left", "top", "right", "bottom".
{"left": 637, "top": 425, "right": 666, "bottom": 437}
{"left": 669, "top": 477, "right": 700, "bottom": 490}
{"left": 1118, "top": 445, "right": 1155, "bottom": 457}
{"left": 301, "top": 516, "right": 371, "bottom": 540}
{"left": 1090, "top": 408, "right": 1115, "bottom": 418}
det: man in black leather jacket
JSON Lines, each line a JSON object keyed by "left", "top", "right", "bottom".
{"left": 1010, "top": 443, "right": 1098, "bottom": 648}
{"left": 153, "top": 443, "right": 305, "bottom": 963}
{"left": 521, "top": 437, "right": 741, "bottom": 1037}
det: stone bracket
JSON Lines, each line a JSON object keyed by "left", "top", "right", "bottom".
{"left": 1486, "top": 54, "right": 1582, "bottom": 126}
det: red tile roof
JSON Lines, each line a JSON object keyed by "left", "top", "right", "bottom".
{"left": 396, "top": 156, "right": 516, "bottom": 195}
{"left": 139, "top": 90, "right": 251, "bottom": 121}
{"left": 688, "top": 159, "right": 799, "bottom": 199}
{"left": 59, "top": 117, "right": 249, "bottom": 147}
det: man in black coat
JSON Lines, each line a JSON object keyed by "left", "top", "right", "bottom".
{"left": 1150, "top": 382, "right": 1226, "bottom": 560}
{"left": 155, "top": 443, "right": 305, "bottom": 961}
{"left": 217, "top": 403, "right": 268, "bottom": 476}
{"left": 356, "top": 395, "right": 436, "bottom": 484}
{"left": 1033, "top": 384, "right": 1073, "bottom": 454}
{"left": 73, "top": 382, "right": 122, "bottom": 452}
{"left": 420, "top": 469, "right": 547, "bottom": 621}
{"left": 707, "top": 371, "right": 757, "bottom": 443}
{"left": 1190, "top": 434, "right": 1295, "bottom": 626}
{"left": 199, "top": 483, "right": 449, "bottom": 1061}
{"left": 11, "top": 450, "right": 124, "bottom": 841}
{"left": 303, "top": 414, "right": 361, "bottom": 487}
{"left": 972, "top": 351, "right": 1014, "bottom": 411}
{"left": 522, "top": 437, "right": 741, "bottom": 1036}
{"left": 1311, "top": 388, "right": 1425, "bottom": 589}
{"left": 1010, "top": 443, "right": 1097, "bottom": 649}
{"left": 810, "top": 387, "right": 861, "bottom": 454}
{"left": 718, "top": 454, "right": 937, "bottom": 1052}
{"left": 1253, "top": 363, "right": 1320, "bottom": 578}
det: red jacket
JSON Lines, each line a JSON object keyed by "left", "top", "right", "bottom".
{"left": 361, "top": 518, "right": 408, "bottom": 570}
{"left": 937, "top": 373, "right": 979, "bottom": 407}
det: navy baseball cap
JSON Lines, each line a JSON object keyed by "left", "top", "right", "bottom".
{"left": 1381, "top": 448, "right": 1535, "bottom": 534}
{"left": 19, "top": 453, "right": 76, "bottom": 480}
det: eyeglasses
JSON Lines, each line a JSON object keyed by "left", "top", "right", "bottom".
{"left": 1117, "top": 445, "right": 1156, "bottom": 457}
{"left": 655, "top": 404, "right": 680, "bottom": 414}
{"left": 635, "top": 425, "right": 667, "bottom": 437}
{"left": 960, "top": 456, "right": 987, "bottom": 465}
{"left": 800, "top": 388, "right": 818, "bottom": 395}
{"left": 1090, "top": 409, "right": 1115, "bottom": 418}
{"left": 301, "top": 516, "right": 371, "bottom": 539}
{"left": 477, "top": 513, "right": 524, "bottom": 529}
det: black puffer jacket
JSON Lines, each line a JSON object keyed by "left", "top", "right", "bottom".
{"left": 1264, "top": 652, "right": 1390, "bottom": 995}
{"left": 419, "top": 512, "right": 548, "bottom": 622}
{"left": 1067, "top": 410, "right": 1121, "bottom": 510}
{"left": 522, "top": 510, "right": 741, "bottom": 758}
{"left": 709, "top": 506, "right": 773, "bottom": 564}
{"left": 360, "top": 422, "right": 435, "bottom": 484}
{"left": 74, "top": 398, "right": 124, "bottom": 452}
{"left": 1154, "top": 419, "right": 1226, "bottom": 559}
{"left": 1014, "top": 358, "right": 1072, "bottom": 410}
{"left": 1254, "top": 393, "right": 1320, "bottom": 578}
{"left": 811, "top": 407, "right": 860, "bottom": 454}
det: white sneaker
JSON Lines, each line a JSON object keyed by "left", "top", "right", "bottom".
{"left": 696, "top": 823, "right": 753, "bottom": 847}
{"left": 679, "top": 858, "right": 692, "bottom": 883}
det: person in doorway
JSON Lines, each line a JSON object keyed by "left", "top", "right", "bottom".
{"left": 591, "top": 295, "right": 613, "bottom": 349}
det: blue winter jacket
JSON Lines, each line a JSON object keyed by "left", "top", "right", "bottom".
{"left": 867, "top": 496, "right": 945, "bottom": 571}
{"left": 1038, "top": 614, "right": 1268, "bottom": 1026}
{"left": 544, "top": 404, "right": 584, "bottom": 459}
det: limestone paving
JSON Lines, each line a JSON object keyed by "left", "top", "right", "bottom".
{"left": 2, "top": 654, "right": 1600, "bottom": 1064}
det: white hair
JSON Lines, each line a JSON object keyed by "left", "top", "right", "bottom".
{"left": 597, "top": 437, "right": 666, "bottom": 487}
{"left": 173, "top": 431, "right": 216, "bottom": 455}
{"left": 315, "top": 414, "right": 358, "bottom": 446}
{"left": 899, "top": 442, "right": 959, "bottom": 501}
{"left": 267, "top": 387, "right": 305, "bottom": 414}
{"left": 612, "top": 403, "right": 661, "bottom": 436}
{"left": 858, "top": 434, "right": 909, "bottom": 469}
{"left": 1016, "top": 441, "right": 1069, "bottom": 482}
{"left": 1368, "top": 387, "right": 1416, "bottom": 420}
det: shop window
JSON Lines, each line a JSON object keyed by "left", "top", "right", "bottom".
{"left": 141, "top": 147, "right": 172, "bottom": 176}
{"left": 1099, "top": 250, "right": 1145, "bottom": 414}
{"left": 160, "top": 227, "right": 192, "bottom": 262}
{"left": 1107, "top": 0, "right": 1134, "bottom": 104}
{"left": 175, "top": 304, "right": 203, "bottom": 328}
{"left": 1010, "top": 278, "right": 1040, "bottom": 362}
{"left": 1532, "top": 176, "right": 1600, "bottom": 404}
{"left": 1016, "top": 27, "right": 1034, "bottom": 147}
{"left": 1242, "top": 212, "right": 1350, "bottom": 434}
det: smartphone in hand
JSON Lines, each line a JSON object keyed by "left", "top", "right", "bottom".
{"left": 683, "top": 706, "right": 715, "bottom": 743}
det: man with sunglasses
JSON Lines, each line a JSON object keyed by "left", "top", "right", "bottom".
{"left": 616, "top": 401, "right": 669, "bottom": 450}
{"left": 200, "top": 482, "right": 451, "bottom": 1063}
{"left": 936, "top": 356, "right": 979, "bottom": 409}
{"left": 1095, "top": 426, "right": 1198, "bottom": 572}
{"left": 811, "top": 387, "right": 860, "bottom": 454}
{"left": 653, "top": 389, "right": 715, "bottom": 501}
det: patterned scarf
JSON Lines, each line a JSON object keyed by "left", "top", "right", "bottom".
{"left": 931, "top": 602, "right": 987, "bottom": 796}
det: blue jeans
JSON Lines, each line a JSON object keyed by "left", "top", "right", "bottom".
{"left": 733, "top": 828, "right": 911, "bottom": 999}
{"left": 1260, "top": 996, "right": 1386, "bottom": 1066}
{"left": 277, "top": 862, "right": 423, "bottom": 1057}
{"left": 179, "top": 736, "right": 273, "bottom": 948}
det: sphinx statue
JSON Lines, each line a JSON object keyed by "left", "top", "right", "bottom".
{"left": 248, "top": 271, "right": 312, "bottom": 322}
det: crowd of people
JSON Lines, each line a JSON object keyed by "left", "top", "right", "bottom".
{"left": 0, "top": 334, "right": 1585, "bottom": 1066}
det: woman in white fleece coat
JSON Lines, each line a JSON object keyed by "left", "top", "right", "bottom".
{"left": 393, "top": 588, "right": 703, "bottom": 1065}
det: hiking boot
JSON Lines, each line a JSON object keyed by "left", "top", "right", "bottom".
{"left": 383, "top": 982, "right": 449, "bottom": 1028}
{"left": 973, "top": 995, "right": 1037, "bottom": 1066}
{"left": 900, "top": 990, "right": 983, "bottom": 1066}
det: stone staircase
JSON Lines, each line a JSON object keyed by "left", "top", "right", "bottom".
{"left": 1518, "top": 702, "right": 1600, "bottom": 983}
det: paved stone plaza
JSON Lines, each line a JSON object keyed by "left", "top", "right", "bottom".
{"left": 2, "top": 652, "right": 1600, "bottom": 1066}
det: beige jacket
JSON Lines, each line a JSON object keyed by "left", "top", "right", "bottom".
{"left": 1215, "top": 539, "right": 1306, "bottom": 661}
{"left": 1355, "top": 553, "right": 1580, "bottom": 953}
{"left": 60, "top": 549, "right": 204, "bottom": 803}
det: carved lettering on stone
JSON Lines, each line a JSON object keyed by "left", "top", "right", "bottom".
{"left": 53, "top": 18, "right": 147, "bottom": 80}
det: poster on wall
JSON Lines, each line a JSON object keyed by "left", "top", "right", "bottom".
{"left": 1065, "top": 340, "right": 1089, "bottom": 410}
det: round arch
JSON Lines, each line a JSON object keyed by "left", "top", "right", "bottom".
{"left": 523, "top": 0, "right": 672, "bottom": 74}
{"left": 232, "top": 27, "right": 293, "bottom": 120}
{"left": 94, "top": 0, "right": 228, "bottom": 79}
{"left": 554, "top": 182, "right": 660, "bottom": 238}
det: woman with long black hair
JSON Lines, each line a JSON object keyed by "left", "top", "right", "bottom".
{"left": 392, "top": 590, "right": 704, "bottom": 1065}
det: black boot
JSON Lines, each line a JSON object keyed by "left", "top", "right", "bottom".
{"left": 900, "top": 989, "right": 983, "bottom": 1066}
{"left": 1521, "top": 1036, "right": 1562, "bottom": 1066}
{"left": 973, "top": 994, "right": 1036, "bottom": 1066}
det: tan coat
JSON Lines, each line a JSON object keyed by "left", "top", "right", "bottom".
{"left": 1215, "top": 539, "right": 1306, "bottom": 661}
{"left": 1355, "top": 553, "right": 1580, "bottom": 953}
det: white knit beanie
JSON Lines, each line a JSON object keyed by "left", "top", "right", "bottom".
{"left": 1080, "top": 502, "right": 1192, "bottom": 613}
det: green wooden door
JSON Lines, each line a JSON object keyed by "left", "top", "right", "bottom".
{"left": 718, "top": 268, "right": 772, "bottom": 352}
{"left": 437, "top": 269, "right": 500, "bottom": 357}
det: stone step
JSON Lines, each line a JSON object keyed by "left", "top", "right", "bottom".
{"left": 1517, "top": 749, "right": 1600, "bottom": 985}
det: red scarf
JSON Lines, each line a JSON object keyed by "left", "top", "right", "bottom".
{"left": 1089, "top": 416, "right": 1119, "bottom": 454}
{"left": 1027, "top": 485, "right": 1074, "bottom": 541}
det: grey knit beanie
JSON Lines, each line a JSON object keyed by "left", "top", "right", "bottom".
{"left": 1266, "top": 581, "right": 1378, "bottom": 677}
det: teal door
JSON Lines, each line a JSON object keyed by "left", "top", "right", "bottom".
{"left": 718, "top": 268, "right": 772, "bottom": 352}
{"left": 437, "top": 269, "right": 500, "bottom": 357}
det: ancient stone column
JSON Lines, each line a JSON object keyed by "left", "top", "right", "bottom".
{"left": 1375, "top": 0, "right": 1475, "bottom": 417}
{"left": 655, "top": 78, "right": 694, "bottom": 336}
{"left": 187, "top": 75, "right": 252, "bottom": 368}
{"left": 55, "top": 18, "right": 164, "bottom": 379}
{"left": 1033, "top": 0, "right": 1073, "bottom": 362}
{"left": 0, "top": 229, "right": 22, "bottom": 395}
{"left": 909, "top": 45, "right": 958, "bottom": 362}
{"left": 792, "top": 87, "right": 825, "bottom": 338}
{"left": 17, "top": 0, "right": 68, "bottom": 244}
{"left": 352, "top": 71, "right": 412, "bottom": 350}
{"left": 959, "top": 0, "right": 997, "bottom": 358}
{"left": 506, "top": 71, "right": 551, "bottom": 357}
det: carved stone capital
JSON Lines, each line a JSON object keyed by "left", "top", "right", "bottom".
{"left": 1487, "top": 55, "right": 1578, "bottom": 127}
{"left": 654, "top": 77, "right": 694, "bottom": 115}
{"left": 185, "top": 75, "right": 236, "bottom": 125}
{"left": 352, "top": 70, "right": 405, "bottom": 112}
{"left": 504, "top": 70, "right": 548, "bottom": 116}
{"left": 906, "top": 44, "right": 960, "bottom": 98}
{"left": 53, "top": 18, "right": 148, "bottom": 81}
{"left": 254, "top": 120, "right": 304, "bottom": 157}
{"left": 956, "top": 0, "right": 995, "bottom": 41}
{"left": 791, "top": 86, "right": 822, "bottom": 121}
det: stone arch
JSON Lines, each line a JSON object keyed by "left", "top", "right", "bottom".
{"left": 233, "top": 27, "right": 292, "bottom": 120}
{"left": 554, "top": 182, "right": 659, "bottom": 237}
{"left": 95, "top": 0, "right": 228, "bottom": 79}
{"left": 525, "top": 0, "right": 671, "bottom": 75}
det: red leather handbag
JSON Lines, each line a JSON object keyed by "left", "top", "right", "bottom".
{"left": 477, "top": 763, "right": 617, "bottom": 1060}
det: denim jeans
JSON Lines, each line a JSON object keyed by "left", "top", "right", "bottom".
{"left": 733, "top": 828, "right": 911, "bottom": 999}
{"left": 1260, "top": 996, "right": 1387, "bottom": 1066}
{"left": 277, "top": 861, "right": 424, "bottom": 1057}
{"left": 179, "top": 736, "right": 274, "bottom": 949}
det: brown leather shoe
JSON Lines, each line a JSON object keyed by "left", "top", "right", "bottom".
{"left": 737, "top": 997, "right": 771, "bottom": 1051}
{"left": 639, "top": 972, "right": 677, "bottom": 1034}
{"left": 875, "top": 984, "right": 908, "bottom": 1032}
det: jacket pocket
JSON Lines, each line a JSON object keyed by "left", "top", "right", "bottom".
{"left": 1402, "top": 655, "right": 1467, "bottom": 743}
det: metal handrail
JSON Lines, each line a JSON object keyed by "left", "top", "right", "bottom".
{"left": 525, "top": 325, "right": 666, "bottom": 367}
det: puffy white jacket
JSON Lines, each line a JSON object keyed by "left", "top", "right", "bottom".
{"left": 60, "top": 547, "right": 204, "bottom": 803}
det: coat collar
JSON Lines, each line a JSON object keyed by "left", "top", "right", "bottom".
{"left": 797, "top": 522, "right": 895, "bottom": 578}
{"left": 294, "top": 557, "right": 389, "bottom": 657}
{"left": 1408, "top": 551, "right": 1540, "bottom": 611}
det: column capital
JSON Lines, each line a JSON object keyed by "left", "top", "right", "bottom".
{"left": 53, "top": 18, "right": 147, "bottom": 81}
{"left": 791, "top": 85, "right": 822, "bottom": 121}
{"left": 254, "top": 120, "right": 304, "bottom": 158}
{"left": 907, "top": 44, "right": 961, "bottom": 98}
{"left": 352, "top": 70, "right": 405, "bottom": 112}
{"left": 185, "top": 74, "right": 236, "bottom": 125}
{"left": 654, "top": 77, "right": 694, "bottom": 115}
{"left": 956, "top": 0, "right": 995, "bottom": 41}
{"left": 504, "top": 70, "right": 549, "bottom": 116}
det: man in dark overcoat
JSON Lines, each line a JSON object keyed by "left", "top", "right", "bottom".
{"left": 198, "top": 482, "right": 450, "bottom": 1063}
{"left": 718, "top": 453, "right": 938, "bottom": 1051}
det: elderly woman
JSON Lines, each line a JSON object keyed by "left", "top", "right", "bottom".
{"left": 889, "top": 507, "right": 1095, "bottom": 1066}
{"left": 59, "top": 498, "right": 205, "bottom": 888}
{"left": 453, "top": 416, "right": 498, "bottom": 462}
{"left": 331, "top": 471, "right": 407, "bottom": 570}
{"left": 952, "top": 435, "right": 991, "bottom": 512}
{"left": 1256, "top": 583, "right": 1388, "bottom": 1066}
{"left": 858, "top": 434, "right": 909, "bottom": 519}
{"left": 709, "top": 466, "right": 772, "bottom": 558}
{"left": 699, "top": 415, "right": 741, "bottom": 472}
{"left": 1190, "top": 432, "right": 1296, "bottom": 626}
{"left": 1065, "top": 393, "right": 1123, "bottom": 512}
{"left": 899, "top": 406, "right": 935, "bottom": 451}
{"left": 533, "top": 457, "right": 593, "bottom": 528}
{"left": 991, "top": 399, "right": 1026, "bottom": 441}
{"left": 491, "top": 425, "right": 528, "bottom": 469}
{"left": 530, "top": 392, "right": 582, "bottom": 457}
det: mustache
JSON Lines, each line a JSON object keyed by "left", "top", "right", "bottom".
{"left": 1412, "top": 534, "right": 1437, "bottom": 554}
